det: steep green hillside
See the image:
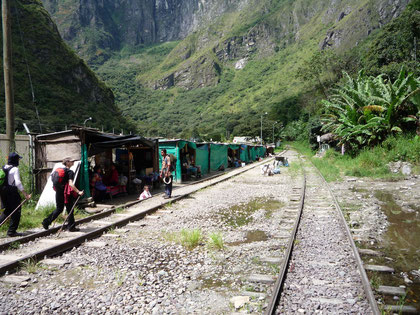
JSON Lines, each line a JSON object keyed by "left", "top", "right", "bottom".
{"left": 0, "top": 0, "right": 132, "bottom": 134}
{"left": 95, "top": 0, "right": 415, "bottom": 140}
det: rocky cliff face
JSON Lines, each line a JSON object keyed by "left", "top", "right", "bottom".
{"left": 43, "top": 0, "right": 411, "bottom": 91}
{"left": 145, "top": 0, "right": 409, "bottom": 90}
{"left": 0, "top": 0, "right": 128, "bottom": 133}
{"left": 42, "top": 0, "right": 250, "bottom": 62}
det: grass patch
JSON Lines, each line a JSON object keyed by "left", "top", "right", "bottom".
{"left": 107, "top": 227, "right": 117, "bottom": 234}
{"left": 20, "top": 258, "right": 42, "bottom": 274}
{"left": 114, "top": 270, "right": 126, "bottom": 287}
{"left": 369, "top": 271, "right": 382, "bottom": 290}
{"left": 291, "top": 135, "right": 420, "bottom": 182}
{"left": 163, "top": 229, "right": 203, "bottom": 250}
{"left": 114, "top": 207, "right": 124, "bottom": 213}
{"left": 207, "top": 232, "right": 225, "bottom": 251}
{"left": 8, "top": 241, "right": 20, "bottom": 250}
{"left": 268, "top": 263, "right": 280, "bottom": 274}
{"left": 287, "top": 161, "right": 302, "bottom": 179}
{"left": 179, "top": 229, "right": 203, "bottom": 249}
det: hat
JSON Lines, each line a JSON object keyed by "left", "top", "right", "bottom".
{"left": 8, "top": 152, "right": 22, "bottom": 166}
{"left": 163, "top": 176, "right": 172, "bottom": 184}
{"left": 62, "top": 157, "right": 76, "bottom": 164}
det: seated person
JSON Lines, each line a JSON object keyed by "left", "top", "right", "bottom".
{"left": 104, "top": 163, "right": 119, "bottom": 186}
{"left": 181, "top": 155, "right": 188, "bottom": 173}
{"left": 138, "top": 185, "right": 152, "bottom": 200}
{"left": 233, "top": 157, "right": 240, "bottom": 168}
{"left": 228, "top": 155, "right": 233, "bottom": 167}
{"left": 185, "top": 155, "right": 201, "bottom": 177}
{"left": 91, "top": 165, "right": 107, "bottom": 202}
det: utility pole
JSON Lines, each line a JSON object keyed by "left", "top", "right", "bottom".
{"left": 2, "top": 0, "right": 15, "bottom": 153}
{"left": 260, "top": 112, "right": 267, "bottom": 145}
{"left": 272, "top": 121, "right": 278, "bottom": 145}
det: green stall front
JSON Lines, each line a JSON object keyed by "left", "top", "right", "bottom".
{"left": 249, "top": 146, "right": 257, "bottom": 161}
{"left": 239, "top": 144, "right": 249, "bottom": 163}
{"left": 195, "top": 144, "right": 209, "bottom": 175}
{"left": 210, "top": 143, "right": 228, "bottom": 171}
{"left": 256, "top": 146, "right": 266, "bottom": 158}
{"left": 159, "top": 140, "right": 197, "bottom": 182}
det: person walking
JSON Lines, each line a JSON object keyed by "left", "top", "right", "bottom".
{"left": 0, "top": 152, "right": 31, "bottom": 237}
{"left": 42, "top": 158, "right": 84, "bottom": 231}
{"left": 160, "top": 149, "right": 172, "bottom": 199}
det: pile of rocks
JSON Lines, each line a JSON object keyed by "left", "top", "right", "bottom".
{"left": 387, "top": 161, "right": 413, "bottom": 175}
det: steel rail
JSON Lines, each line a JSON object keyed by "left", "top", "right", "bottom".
{"left": 0, "top": 153, "right": 284, "bottom": 276}
{"left": 0, "top": 158, "right": 271, "bottom": 252}
{"left": 309, "top": 159, "right": 380, "bottom": 315}
{"left": 266, "top": 154, "right": 306, "bottom": 315}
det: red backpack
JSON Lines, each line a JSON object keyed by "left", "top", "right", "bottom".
{"left": 51, "top": 168, "right": 66, "bottom": 189}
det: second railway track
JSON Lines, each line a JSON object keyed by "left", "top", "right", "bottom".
{"left": 0, "top": 155, "right": 278, "bottom": 276}
{"left": 267, "top": 155, "right": 378, "bottom": 314}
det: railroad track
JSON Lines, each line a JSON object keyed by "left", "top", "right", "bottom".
{"left": 0, "top": 148, "right": 392, "bottom": 314}
{"left": 311, "top": 161, "right": 419, "bottom": 314}
{"left": 264, "top": 156, "right": 380, "bottom": 314}
{"left": 0, "top": 167, "right": 239, "bottom": 252}
{"left": 0, "top": 155, "right": 279, "bottom": 276}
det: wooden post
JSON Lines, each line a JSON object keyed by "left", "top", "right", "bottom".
{"left": 2, "top": 0, "right": 15, "bottom": 153}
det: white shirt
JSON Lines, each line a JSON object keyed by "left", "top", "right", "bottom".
{"left": 139, "top": 190, "right": 152, "bottom": 200}
{"left": 4, "top": 164, "right": 24, "bottom": 192}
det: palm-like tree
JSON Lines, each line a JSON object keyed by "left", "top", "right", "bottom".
{"left": 321, "top": 68, "right": 419, "bottom": 153}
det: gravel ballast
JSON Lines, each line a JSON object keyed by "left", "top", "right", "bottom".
{"left": 0, "top": 152, "right": 301, "bottom": 314}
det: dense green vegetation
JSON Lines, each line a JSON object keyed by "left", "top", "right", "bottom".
{"left": 92, "top": 0, "right": 419, "bottom": 143}
{"left": 0, "top": 0, "right": 132, "bottom": 134}
{"left": 292, "top": 135, "right": 420, "bottom": 181}
{"left": 2, "top": 0, "right": 418, "bottom": 146}
{"left": 321, "top": 68, "right": 419, "bottom": 154}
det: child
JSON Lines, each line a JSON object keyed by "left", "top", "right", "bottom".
{"left": 138, "top": 185, "right": 152, "bottom": 200}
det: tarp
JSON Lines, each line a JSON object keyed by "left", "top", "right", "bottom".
{"left": 79, "top": 144, "right": 91, "bottom": 198}
{"left": 210, "top": 144, "right": 228, "bottom": 171}
{"left": 177, "top": 141, "right": 197, "bottom": 150}
{"left": 256, "top": 146, "right": 266, "bottom": 158}
{"left": 36, "top": 161, "right": 81, "bottom": 210}
{"left": 240, "top": 144, "right": 249, "bottom": 163}
{"left": 249, "top": 146, "right": 257, "bottom": 161}
{"left": 196, "top": 144, "right": 209, "bottom": 175}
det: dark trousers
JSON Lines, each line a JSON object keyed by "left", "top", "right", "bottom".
{"left": 0, "top": 188, "right": 22, "bottom": 234}
{"left": 44, "top": 189, "right": 76, "bottom": 229}
{"left": 164, "top": 176, "right": 173, "bottom": 197}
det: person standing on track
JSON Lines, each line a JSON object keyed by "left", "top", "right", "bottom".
{"left": 160, "top": 149, "right": 172, "bottom": 199}
{"left": 0, "top": 153, "right": 32, "bottom": 237}
{"left": 42, "top": 158, "right": 84, "bottom": 232}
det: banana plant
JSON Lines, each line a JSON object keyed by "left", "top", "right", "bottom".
{"left": 321, "top": 67, "right": 420, "bottom": 153}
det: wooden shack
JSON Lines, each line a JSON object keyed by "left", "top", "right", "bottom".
{"left": 34, "top": 126, "right": 158, "bottom": 195}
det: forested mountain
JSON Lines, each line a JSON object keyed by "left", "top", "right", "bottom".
{"left": 3, "top": 0, "right": 418, "bottom": 138}
{"left": 0, "top": 0, "right": 132, "bottom": 134}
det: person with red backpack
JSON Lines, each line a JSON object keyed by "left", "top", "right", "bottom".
{"left": 0, "top": 152, "right": 31, "bottom": 237}
{"left": 42, "top": 157, "right": 84, "bottom": 231}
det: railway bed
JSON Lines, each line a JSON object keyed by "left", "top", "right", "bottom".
{"left": 0, "top": 150, "right": 389, "bottom": 314}
{"left": 0, "top": 156, "right": 277, "bottom": 276}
